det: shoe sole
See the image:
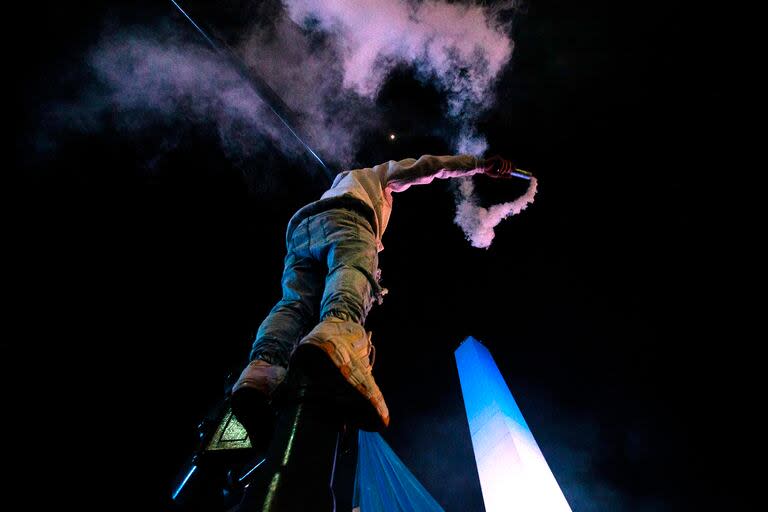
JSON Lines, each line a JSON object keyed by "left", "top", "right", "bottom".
{"left": 290, "top": 343, "right": 386, "bottom": 432}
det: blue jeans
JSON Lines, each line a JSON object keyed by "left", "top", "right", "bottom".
{"left": 249, "top": 208, "right": 381, "bottom": 368}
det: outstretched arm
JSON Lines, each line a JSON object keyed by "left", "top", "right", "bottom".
{"left": 380, "top": 154, "right": 525, "bottom": 192}
{"left": 381, "top": 154, "right": 484, "bottom": 193}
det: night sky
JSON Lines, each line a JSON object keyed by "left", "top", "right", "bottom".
{"left": 10, "top": 1, "right": 741, "bottom": 510}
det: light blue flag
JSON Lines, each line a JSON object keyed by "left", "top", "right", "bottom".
{"left": 352, "top": 431, "right": 445, "bottom": 512}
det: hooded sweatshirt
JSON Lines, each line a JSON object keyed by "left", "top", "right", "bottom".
{"left": 286, "top": 154, "right": 485, "bottom": 252}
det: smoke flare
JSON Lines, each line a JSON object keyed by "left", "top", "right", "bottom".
{"left": 454, "top": 176, "right": 538, "bottom": 249}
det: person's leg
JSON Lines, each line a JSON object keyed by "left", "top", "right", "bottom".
{"left": 233, "top": 218, "right": 323, "bottom": 444}
{"left": 314, "top": 210, "right": 379, "bottom": 324}
{"left": 290, "top": 209, "right": 389, "bottom": 430}
{"left": 249, "top": 220, "right": 324, "bottom": 368}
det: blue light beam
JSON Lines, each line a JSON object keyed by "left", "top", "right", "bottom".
{"left": 171, "top": 465, "right": 198, "bottom": 501}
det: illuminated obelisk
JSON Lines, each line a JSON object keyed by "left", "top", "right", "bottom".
{"left": 455, "top": 337, "right": 571, "bottom": 512}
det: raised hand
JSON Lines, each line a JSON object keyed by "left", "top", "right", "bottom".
{"left": 482, "top": 155, "right": 517, "bottom": 178}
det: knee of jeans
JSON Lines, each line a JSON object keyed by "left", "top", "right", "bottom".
{"left": 327, "top": 263, "right": 377, "bottom": 287}
{"left": 273, "top": 297, "right": 314, "bottom": 317}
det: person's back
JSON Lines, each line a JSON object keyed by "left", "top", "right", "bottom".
{"left": 287, "top": 154, "right": 485, "bottom": 252}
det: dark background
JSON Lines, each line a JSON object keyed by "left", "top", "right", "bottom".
{"left": 9, "top": 0, "right": 742, "bottom": 510}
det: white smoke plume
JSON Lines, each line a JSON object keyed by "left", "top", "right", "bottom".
{"left": 456, "top": 128, "right": 489, "bottom": 157}
{"left": 454, "top": 176, "right": 538, "bottom": 249}
{"left": 43, "top": 1, "right": 528, "bottom": 246}
{"left": 53, "top": 0, "right": 516, "bottom": 163}
{"left": 63, "top": 0, "right": 515, "bottom": 170}
{"left": 85, "top": 31, "right": 292, "bottom": 160}
{"left": 283, "top": 0, "right": 514, "bottom": 119}
{"left": 44, "top": 15, "right": 380, "bottom": 170}
{"left": 237, "top": 14, "right": 380, "bottom": 166}
{"left": 282, "top": 0, "right": 528, "bottom": 248}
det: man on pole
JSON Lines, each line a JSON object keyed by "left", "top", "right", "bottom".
{"left": 231, "top": 154, "right": 526, "bottom": 440}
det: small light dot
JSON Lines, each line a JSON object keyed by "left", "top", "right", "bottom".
{"left": 389, "top": 133, "right": 396, "bottom": 140}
